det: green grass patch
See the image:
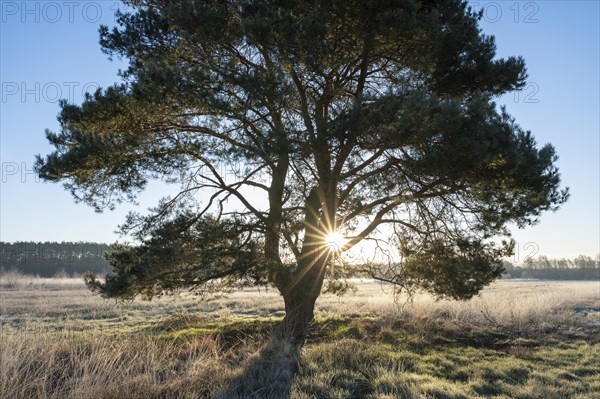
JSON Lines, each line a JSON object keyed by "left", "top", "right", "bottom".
{"left": 295, "top": 336, "right": 599, "bottom": 399}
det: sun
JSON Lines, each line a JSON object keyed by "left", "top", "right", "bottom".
{"left": 324, "top": 231, "right": 346, "bottom": 252}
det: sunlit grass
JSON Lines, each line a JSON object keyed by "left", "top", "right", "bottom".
{"left": 1, "top": 279, "right": 598, "bottom": 398}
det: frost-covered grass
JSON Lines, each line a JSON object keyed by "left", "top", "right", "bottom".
{"left": 1, "top": 280, "right": 598, "bottom": 398}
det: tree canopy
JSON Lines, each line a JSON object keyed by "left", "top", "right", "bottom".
{"left": 36, "top": 0, "right": 568, "bottom": 342}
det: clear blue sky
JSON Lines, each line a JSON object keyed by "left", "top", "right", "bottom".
{"left": 1, "top": 1, "right": 598, "bottom": 261}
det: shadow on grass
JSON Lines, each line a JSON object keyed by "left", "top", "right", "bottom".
{"left": 213, "top": 319, "right": 368, "bottom": 399}
{"left": 214, "top": 338, "right": 297, "bottom": 399}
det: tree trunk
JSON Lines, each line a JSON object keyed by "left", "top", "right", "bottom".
{"left": 275, "top": 186, "right": 329, "bottom": 350}
{"left": 277, "top": 252, "right": 328, "bottom": 348}
{"left": 280, "top": 288, "right": 319, "bottom": 345}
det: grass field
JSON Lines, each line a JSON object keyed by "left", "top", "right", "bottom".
{"left": 1, "top": 274, "right": 598, "bottom": 399}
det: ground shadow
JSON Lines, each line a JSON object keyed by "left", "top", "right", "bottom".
{"left": 214, "top": 337, "right": 298, "bottom": 399}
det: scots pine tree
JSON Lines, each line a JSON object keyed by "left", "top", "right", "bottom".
{"left": 36, "top": 0, "right": 568, "bottom": 344}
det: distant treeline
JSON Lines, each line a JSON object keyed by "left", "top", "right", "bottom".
{"left": 0, "top": 241, "right": 111, "bottom": 277}
{"left": 503, "top": 255, "right": 599, "bottom": 280}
